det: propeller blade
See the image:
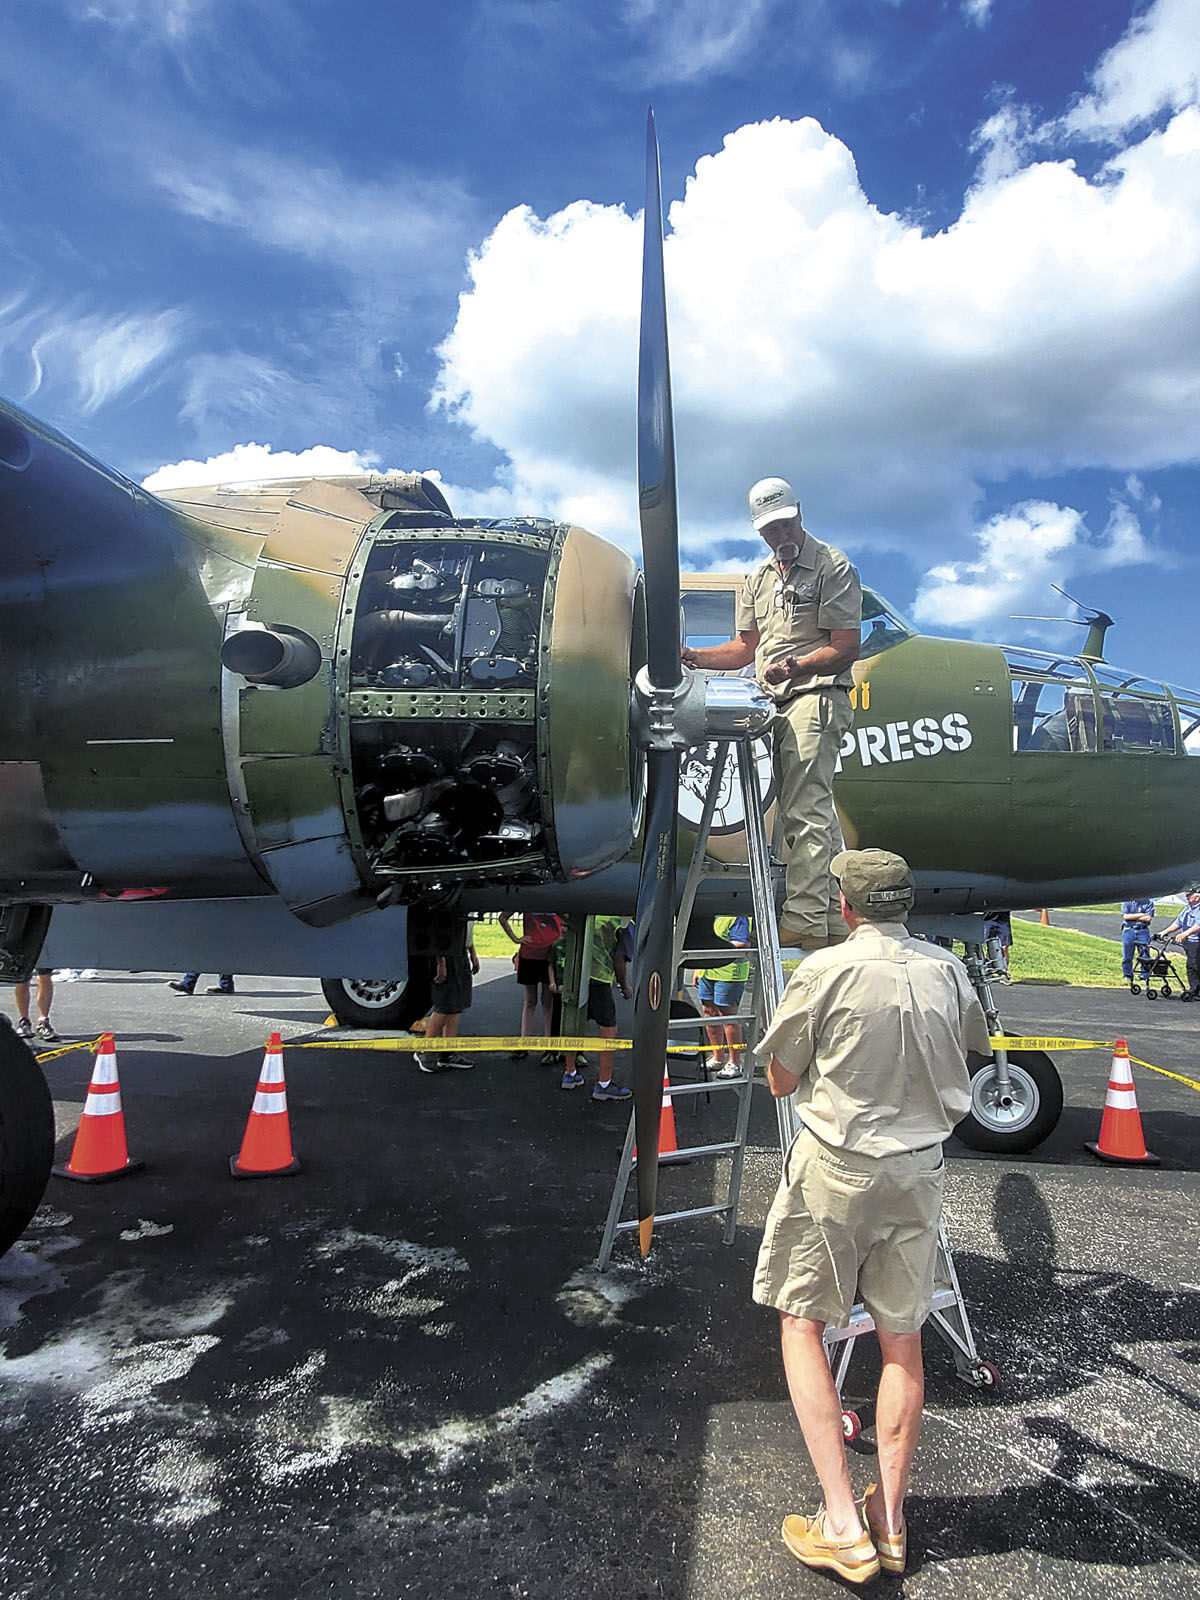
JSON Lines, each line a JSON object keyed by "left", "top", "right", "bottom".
{"left": 631, "top": 747, "right": 680, "bottom": 1256}
{"left": 630, "top": 108, "right": 684, "bottom": 1255}
{"left": 637, "top": 108, "right": 682, "bottom": 694}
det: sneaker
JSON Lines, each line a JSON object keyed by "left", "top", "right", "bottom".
{"left": 416, "top": 1053, "right": 449, "bottom": 1074}
{"left": 446, "top": 1054, "right": 475, "bottom": 1070}
{"left": 540, "top": 1051, "right": 563, "bottom": 1067}
{"left": 168, "top": 980, "right": 195, "bottom": 994}
{"left": 508, "top": 1049, "right": 528, "bottom": 1060}
{"left": 704, "top": 1054, "right": 726, "bottom": 1071}
{"left": 34, "top": 1019, "right": 60, "bottom": 1043}
{"left": 592, "top": 1081, "right": 631, "bottom": 1101}
{"left": 574, "top": 1054, "right": 589, "bottom": 1070}
{"left": 862, "top": 1483, "right": 906, "bottom": 1574}
{"left": 716, "top": 1061, "right": 741, "bottom": 1079}
{"left": 205, "top": 984, "right": 235, "bottom": 995}
{"left": 15, "top": 1017, "right": 33, "bottom": 1038}
{"left": 781, "top": 1510, "right": 879, "bottom": 1585}
{"left": 560, "top": 1070, "right": 585, "bottom": 1091}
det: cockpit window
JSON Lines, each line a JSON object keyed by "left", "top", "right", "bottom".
{"left": 1007, "top": 648, "right": 1180, "bottom": 754}
{"left": 859, "top": 589, "right": 915, "bottom": 660}
{"left": 681, "top": 588, "right": 736, "bottom": 648}
{"left": 1089, "top": 666, "right": 1175, "bottom": 753}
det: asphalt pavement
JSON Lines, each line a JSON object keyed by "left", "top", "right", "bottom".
{"left": 1, "top": 964, "right": 1198, "bottom": 1599}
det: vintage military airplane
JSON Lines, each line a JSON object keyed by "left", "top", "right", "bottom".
{"left": 3, "top": 114, "right": 1200, "bottom": 1260}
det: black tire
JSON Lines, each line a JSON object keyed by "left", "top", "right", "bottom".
{"left": 320, "top": 970, "right": 433, "bottom": 1031}
{"left": 1147, "top": 988, "right": 1158, "bottom": 1000}
{"left": 0, "top": 1020, "right": 55, "bottom": 1257}
{"left": 1129, "top": 983, "right": 1141, "bottom": 995}
{"left": 955, "top": 1048, "right": 1063, "bottom": 1155}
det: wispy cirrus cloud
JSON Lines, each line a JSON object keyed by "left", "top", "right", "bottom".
{"left": 0, "top": 293, "right": 186, "bottom": 414}
{"left": 618, "top": 0, "right": 774, "bottom": 85}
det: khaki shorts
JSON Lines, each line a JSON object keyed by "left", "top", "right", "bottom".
{"left": 752, "top": 1126, "right": 945, "bottom": 1334}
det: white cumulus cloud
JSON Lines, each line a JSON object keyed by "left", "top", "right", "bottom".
{"left": 1062, "top": 0, "right": 1200, "bottom": 140}
{"left": 142, "top": 442, "right": 380, "bottom": 492}
{"left": 432, "top": 105, "right": 1200, "bottom": 596}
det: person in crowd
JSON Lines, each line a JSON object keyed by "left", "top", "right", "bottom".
{"left": 498, "top": 910, "right": 564, "bottom": 1058}
{"left": 14, "top": 969, "right": 59, "bottom": 1042}
{"left": 416, "top": 915, "right": 480, "bottom": 1074}
{"left": 561, "top": 914, "right": 633, "bottom": 1100}
{"left": 1120, "top": 896, "right": 1155, "bottom": 982}
{"left": 697, "top": 914, "right": 752, "bottom": 1078}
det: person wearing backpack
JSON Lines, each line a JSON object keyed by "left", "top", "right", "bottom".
{"left": 499, "top": 911, "right": 564, "bottom": 1057}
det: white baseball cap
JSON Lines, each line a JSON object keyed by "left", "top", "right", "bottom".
{"left": 748, "top": 476, "right": 800, "bottom": 531}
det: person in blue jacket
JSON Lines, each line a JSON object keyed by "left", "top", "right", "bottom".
{"left": 1120, "top": 897, "right": 1155, "bottom": 981}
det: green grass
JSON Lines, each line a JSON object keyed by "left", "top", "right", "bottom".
{"left": 475, "top": 914, "right": 1131, "bottom": 986}
{"left": 1007, "top": 920, "right": 1126, "bottom": 987}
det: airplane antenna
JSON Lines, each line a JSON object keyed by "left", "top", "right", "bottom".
{"left": 1011, "top": 585, "right": 1116, "bottom": 662}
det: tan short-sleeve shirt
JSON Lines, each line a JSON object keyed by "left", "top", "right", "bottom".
{"left": 758, "top": 921, "right": 990, "bottom": 1155}
{"left": 735, "top": 534, "right": 862, "bottom": 703}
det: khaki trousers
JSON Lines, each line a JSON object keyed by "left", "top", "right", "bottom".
{"left": 771, "top": 689, "right": 853, "bottom": 941}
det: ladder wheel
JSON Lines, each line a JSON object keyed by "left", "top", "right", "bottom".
{"left": 970, "top": 1361, "right": 1000, "bottom": 1389}
{"left": 841, "top": 1409, "right": 862, "bottom": 1441}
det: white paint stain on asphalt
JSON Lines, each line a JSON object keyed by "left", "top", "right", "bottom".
{"left": 119, "top": 1218, "right": 175, "bottom": 1241}
{"left": 556, "top": 1268, "right": 642, "bottom": 1327}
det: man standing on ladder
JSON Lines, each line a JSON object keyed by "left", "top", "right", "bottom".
{"left": 681, "top": 476, "right": 861, "bottom": 949}
{"left": 752, "top": 849, "right": 989, "bottom": 1583}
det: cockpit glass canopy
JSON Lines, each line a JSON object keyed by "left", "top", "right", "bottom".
{"left": 1005, "top": 646, "right": 1178, "bottom": 754}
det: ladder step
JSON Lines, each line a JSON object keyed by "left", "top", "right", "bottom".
{"left": 662, "top": 1077, "right": 748, "bottom": 1097}
{"left": 633, "top": 1140, "right": 742, "bottom": 1162}
{"left": 667, "top": 1013, "right": 757, "bottom": 1030}
{"left": 613, "top": 1202, "right": 732, "bottom": 1232}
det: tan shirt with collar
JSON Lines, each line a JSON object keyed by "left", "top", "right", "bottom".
{"left": 758, "top": 921, "right": 990, "bottom": 1156}
{"left": 735, "top": 533, "right": 861, "bottom": 703}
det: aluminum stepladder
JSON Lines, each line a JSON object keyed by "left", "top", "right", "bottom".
{"left": 596, "top": 734, "right": 789, "bottom": 1268}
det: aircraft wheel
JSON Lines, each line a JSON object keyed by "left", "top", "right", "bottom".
{"left": 320, "top": 971, "right": 433, "bottom": 1031}
{"left": 970, "top": 1361, "right": 1000, "bottom": 1389}
{"left": 841, "top": 1409, "right": 862, "bottom": 1441}
{"left": 956, "top": 1049, "right": 1063, "bottom": 1154}
{"left": 0, "top": 1020, "right": 55, "bottom": 1258}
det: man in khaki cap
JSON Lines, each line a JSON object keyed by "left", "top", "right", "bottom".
{"left": 682, "top": 477, "right": 861, "bottom": 949}
{"left": 752, "top": 848, "right": 989, "bottom": 1582}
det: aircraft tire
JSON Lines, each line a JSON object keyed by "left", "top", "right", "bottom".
{"left": 0, "top": 1020, "right": 55, "bottom": 1258}
{"left": 321, "top": 971, "right": 433, "bottom": 1031}
{"left": 956, "top": 1048, "right": 1063, "bottom": 1155}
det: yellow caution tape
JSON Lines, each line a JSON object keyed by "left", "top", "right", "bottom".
{"left": 1129, "top": 1057, "right": 1200, "bottom": 1092}
{"left": 298, "top": 1033, "right": 707, "bottom": 1055}
{"left": 988, "top": 1036, "right": 1110, "bottom": 1052}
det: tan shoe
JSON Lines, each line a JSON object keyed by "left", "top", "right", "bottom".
{"left": 781, "top": 1509, "right": 880, "bottom": 1584}
{"left": 862, "top": 1483, "right": 906, "bottom": 1574}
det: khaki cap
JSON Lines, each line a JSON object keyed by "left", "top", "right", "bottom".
{"left": 832, "top": 848, "right": 915, "bottom": 919}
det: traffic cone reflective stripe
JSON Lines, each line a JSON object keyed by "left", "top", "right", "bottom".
{"left": 1086, "top": 1039, "right": 1160, "bottom": 1166}
{"left": 231, "top": 1032, "right": 301, "bottom": 1178}
{"left": 53, "top": 1033, "right": 144, "bottom": 1183}
{"left": 659, "top": 1069, "right": 678, "bottom": 1157}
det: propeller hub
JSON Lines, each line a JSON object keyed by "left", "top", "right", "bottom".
{"left": 633, "top": 666, "right": 774, "bottom": 750}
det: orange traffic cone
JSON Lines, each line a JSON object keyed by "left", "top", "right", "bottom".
{"left": 1040, "top": 908, "right": 1050, "bottom": 926}
{"left": 1085, "top": 1039, "right": 1159, "bottom": 1165}
{"left": 53, "top": 1033, "right": 144, "bottom": 1183}
{"left": 231, "top": 1033, "right": 301, "bottom": 1177}
{"left": 635, "top": 1070, "right": 679, "bottom": 1162}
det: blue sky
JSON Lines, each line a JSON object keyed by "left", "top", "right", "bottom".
{"left": 3, "top": 0, "right": 1199, "bottom": 682}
